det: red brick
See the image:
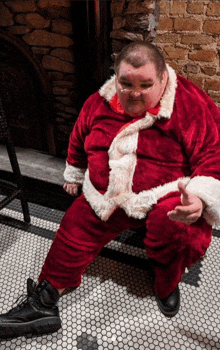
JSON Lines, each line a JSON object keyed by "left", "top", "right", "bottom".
{"left": 174, "top": 18, "right": 201, "bottom": 31}
{"left": 38, "top": 0, "right": 70, "bottom": 7}
{"left": 189, "top": 50, "right": 216, "bottom": 62}
{"left": 181, "top": 35, "right": 212, "bottom": 45}
{"left": 45, "top": 6, "right": 70, "bottom": 19}
{"left": 25, "top": 13, "right": 50, "bottom": 28}
{"left": 188, "top": 75, "right": 203, "bottom": 89}
{"left": 0, "top": 3, "right": 14, "bottom": 26}
{"left": 163, "top": 46, "right": 187, "bottom": 60}
{"left": 42, "top": 55, "right": 74, "bottom": 73}
{"left": 204, "top": 79, "right": 220, "bottom": 91}
{"left": 202, "top": 67, "right": 217, "bottom": 76}
{"left": 155, "top": 33, "right": 179, "bottom": 44}
{"left": 158, "top": 1, "right": 170, "bottom": 15}
{"left": 51, "top": 48, "right": 74, "bottom": 63}
{"left": 52, "top": 20, "right": 72, "bottom": 35}
{"left": 7, "top": 26, "right": 31, "bottom": 35}
{"left": 15, "top": 14, "right": 27, "bottom": 25}
{"left": 187, "top": 2, "right": 204, "bottom": 14}
{"left": 203, "top": 20, "right": 220, "bottom": 35}
{"left": 158, "top": 17, "right": 173, "bottom": 31}
{"left": 206, "top": 1, "right": 220, "bottom": 16}
{"left": 5, "top": 0, "right": 37, "bottom": 12}
{"left": 23, "top": 30, "right": 73, "bottom": 47}
{"left": 170, "top": 1, "right": 186, "bottom": 15}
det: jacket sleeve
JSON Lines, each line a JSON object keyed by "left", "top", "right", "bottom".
{"left": 175, "top": 85, "right": 220, "bottom": 225}
{"left": 63, "top": 93, "right": 99, "bottom": 184}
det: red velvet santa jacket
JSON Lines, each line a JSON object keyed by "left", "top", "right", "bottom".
{"left": 64, "top": 65, "right": 220, "bottom": 225}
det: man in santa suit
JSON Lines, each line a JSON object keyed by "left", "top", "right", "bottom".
{"left": 1, "top": 41, "right": 220, "bottom": 338}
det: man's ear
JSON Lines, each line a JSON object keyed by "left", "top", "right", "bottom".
{"left": 161, "top": 69, "right": 168, "bottom": 83}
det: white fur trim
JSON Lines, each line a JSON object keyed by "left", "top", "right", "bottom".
{"left": 83, "top": 170, "right": 191, "bottom": 221}
{"left": 99, "top": 64, "right": 177, "bottom": 120}
{"left": 106, "top": 114, "right": 156, "bottom": 200}
{"left": 63, "top": 162, "right": 86, "bottom": 184}
{"left": 159, "top": 65, "right": 177, "bottom": 119}
{"left": 186, "top": 176, "right": 220, "bottom": 225}
{"left": 99, "top": 75, "right": 116, "bottom": 102}
{"left": 117, "top": 176, "right": 190, "bottom": 219}
{"left": 83, "top": 170, "right": 116, "bottom": 221}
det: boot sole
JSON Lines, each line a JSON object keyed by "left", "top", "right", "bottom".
{"left": 0, "top": 316, "right": 61, "bottom": 339}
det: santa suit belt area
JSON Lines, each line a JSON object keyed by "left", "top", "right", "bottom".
{"left": 38, "top": 189, "right": 212, "bottom": 299}
{"left": 82, "top": 169, "right": 192, "bottom": 221}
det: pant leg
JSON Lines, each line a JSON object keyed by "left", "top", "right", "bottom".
{"left": 39, "top": 193, "right": 144, "bottom": 289}
{"left": 144, "top": 191, "right": 212, "bottom": 299}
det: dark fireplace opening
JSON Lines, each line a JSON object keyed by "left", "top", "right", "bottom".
{"left": 0, "top": 30, "right": 56, "bottom": 155}
{"left": 71, "top": 0, "right": 113, "bottom": 107}
{"left": 0, "top": 1, "right": 113, "bottom": 158}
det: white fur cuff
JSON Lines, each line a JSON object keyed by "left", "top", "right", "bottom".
{"left": 63, "top": 162, "right": 86, "bottom": 184}
{"left": 186, "top": 176, "right": 220, "bottom": 225}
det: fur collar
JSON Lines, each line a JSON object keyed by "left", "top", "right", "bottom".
{"left": 99, "top": 64, "right": 177, "bottom": 120}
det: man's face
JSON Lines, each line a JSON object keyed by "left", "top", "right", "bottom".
{"left": 116, "top": 61, "right": 168, "bottom": 117}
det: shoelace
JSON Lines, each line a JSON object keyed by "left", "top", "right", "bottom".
{"left": 7, "top": 279, "right": 38, "bottom": 315}
{"left": 7, "top": 294, "right": 31, "bottom": 315}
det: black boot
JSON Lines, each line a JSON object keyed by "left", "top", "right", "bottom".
{"left": 147, "top": 259, "right": 180, "bottom": 317}
{"left": 156, "top": 285, "right": 180, "bottom": 318}
{"left": 0, "top": 279, "right": 61, "bottom": 339}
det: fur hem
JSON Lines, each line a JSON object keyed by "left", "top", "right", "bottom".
{"left": 99, "top": 64, "right": 177, "bottom": 120}
{"left": 186, "top": 176, "right": 220, "bottom": 225}
{"left": 83, "top": 170, "right": 191, "bottom": 221}
{"left": 83, "top": 170, "right": 116, "bottom": 221}
{"left": 63, "top": 162, "right": 86, "bottom": 184}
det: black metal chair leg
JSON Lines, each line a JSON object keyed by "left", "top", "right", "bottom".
{"left": 0, "top": 96, "right": 30, "bottom": 223}
{"left": 20, "top": 194, "right": 31, "bottom": 223}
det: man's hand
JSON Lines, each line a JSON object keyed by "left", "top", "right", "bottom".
{"left": 63, "top": 182, "right": 81, "bottom": 196}
{"left": 167, "top": 181, "right": 205, "bottom": 225}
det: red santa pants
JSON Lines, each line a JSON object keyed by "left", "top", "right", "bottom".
{"left": 39, "top": 192, "right": 212, "bottom": 298}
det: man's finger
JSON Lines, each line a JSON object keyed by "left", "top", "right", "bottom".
{"left": 168, "top": 210, "right": 199, "bottom": 220}
{"left": 178, "top": 181, "right": 190, "bottom": 199}
{"left": 169, "top": 204, "right": 199, "bottom": 215}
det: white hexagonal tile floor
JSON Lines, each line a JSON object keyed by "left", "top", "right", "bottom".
{"left": 0, "top": 199, "right": 219, "bottom": 349}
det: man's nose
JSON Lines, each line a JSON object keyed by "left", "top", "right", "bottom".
{"left": 130, "top": 89, "right": 141, "bottom": 97}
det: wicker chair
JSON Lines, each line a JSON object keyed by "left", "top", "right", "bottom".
{"left": 0, "top": 97, "right": 30, "bottom": 223}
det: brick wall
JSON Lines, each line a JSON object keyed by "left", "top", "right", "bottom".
{"left": 111, "top": 0, "right": 160, "bottom": 56}
{"left": 0, "top": 0, "right": 77, "bottom": 155}
{"left": 155, "top": 0, "right": 220, "bottom": 108}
